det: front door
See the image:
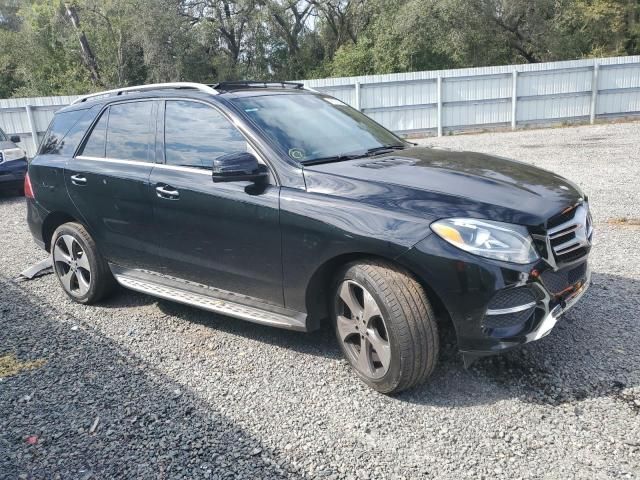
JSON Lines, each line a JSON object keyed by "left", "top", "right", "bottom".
{"left": 148, "top": 100, "right": 284, "bottom": 306}
{"left": 66, "top": 100, "right": 157, "bottom": 269}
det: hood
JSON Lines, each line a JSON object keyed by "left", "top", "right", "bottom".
{"left": 0, "top": 140, "right": 18, "bottom": 150}
{"left": 303, "top": 147, "right": 585, "bottom": 228}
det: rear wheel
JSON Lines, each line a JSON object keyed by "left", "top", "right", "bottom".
{"left": 332, "top": 260, "right": 439, "bottom": 394}
{"left": 51, "top": 222, "right": 116, "bottom": 304}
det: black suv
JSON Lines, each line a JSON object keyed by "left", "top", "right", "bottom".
{"left": 26, "top": 82, "right": 592, "bottom": 393}
{"left": 0, "top": 126, "right": 27, "bottom": 193}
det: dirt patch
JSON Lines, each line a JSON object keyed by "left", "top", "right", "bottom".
{"left": 0, "top": 353, "right": 46, "bottom": 378}
{"left": 607, "top": 217, "right": 640, "bottom": 227}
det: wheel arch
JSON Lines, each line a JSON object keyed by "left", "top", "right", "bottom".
{"left": 42, "top": 211, "right": 82, "bottom": 252}
{"left": 304, "top": 252, "right": 453, "bottom": 332}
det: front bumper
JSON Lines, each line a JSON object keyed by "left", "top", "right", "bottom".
{"left": 398, "top": 232, "right": 592, "bottom": 358}
{"left": 526, "top": 270, "right": 590, "bottom": 342}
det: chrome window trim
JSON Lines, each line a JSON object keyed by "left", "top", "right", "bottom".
{"left": 75, "top": 155, "right": 212, "bottom": 175}
{"left": 76, "top": 155, "right": 150, "bottom": 168}
{"left": 154, "top": 164, "right": 211, "bottom": 175}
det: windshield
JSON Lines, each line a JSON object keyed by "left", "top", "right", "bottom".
{"left": 231, "top": 93, "right": 407, "bottom": 164}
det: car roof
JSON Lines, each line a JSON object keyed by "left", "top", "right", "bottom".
{"left": 57, "top": 85, "right": 315, "bottom": 114}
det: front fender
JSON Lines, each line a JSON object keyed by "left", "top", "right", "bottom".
{"left": 280, "top": 186, "right": 432, "bottom": 316}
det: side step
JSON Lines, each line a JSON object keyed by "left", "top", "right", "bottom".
{"left": 114, "top": 273, "right": 307, "bottom": 331}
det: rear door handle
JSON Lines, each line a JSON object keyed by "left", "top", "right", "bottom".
{"left": 155, "top": 184, "right": 180, "bottom": 200}
{"left": 70, "top": 174, "right": 87, "bottom": 186}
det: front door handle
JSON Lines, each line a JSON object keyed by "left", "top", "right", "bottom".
{"left": 70, "top": 174, "right": 87, "bottom": 186}
{"left": 156, "top": 184, "right": 180, "bottom": 200}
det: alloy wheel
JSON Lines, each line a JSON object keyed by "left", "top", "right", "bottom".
{"left": 53, "top": 234, "right": 92, "bottom": 297}
{"left": 335, "top": 280, "right": 391, "bottom": 379}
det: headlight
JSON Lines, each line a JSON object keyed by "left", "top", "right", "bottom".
{"left": 431, "top": 218, "right": 539, "bottom": 264}
{"left": 0, "top": 148, "right": 25, "bottom": 162}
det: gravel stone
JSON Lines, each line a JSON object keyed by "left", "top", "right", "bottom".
{"left": 1, "top": 121, "right": 639, "bottom": 479}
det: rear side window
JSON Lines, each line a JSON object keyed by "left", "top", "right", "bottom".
{"left": 106, "top": 102, "right": 154, "bottom": 162}
{"left": 80, "top": 110, "right": 108, "bottom": 157}
{"left": 164, "top": 100, "right": 248, "bottom": 169}
{"left": 40, "top": 109, "right": 90, "bottom": 155}
{"left": 54, "top": 105, "right": 101, "bottom": 157}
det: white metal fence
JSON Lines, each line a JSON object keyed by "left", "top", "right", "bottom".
{"left": 2, "top": 55, "right": 640, "bottom": 157}
{"left": 302, "top": 55, "right": 640, "bottom": 136}
{"left": 0, "top": 95, "right": 78, "bottom": 157}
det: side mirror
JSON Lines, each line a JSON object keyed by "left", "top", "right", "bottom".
{"left": 10, "top": 135, "right": 20, "bottom": 143}
{"left": 212, "top": 152, "right": 268, "bottom": 183}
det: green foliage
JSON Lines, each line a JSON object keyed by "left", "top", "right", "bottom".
{"left": 0, "top": 0, "right": 638, "bottom": 98}
{"left": 325, "top": 37, "right": 375, "bottom": 77}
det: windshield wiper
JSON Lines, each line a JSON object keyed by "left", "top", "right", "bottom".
{"left": 302, "top": 144, "right": 408, "bottom": 166}
{"left": 364, "top": 144, "right": 408, "bottom": 157}
{"left": 301, "top": 152, "right": 367, "bottom": 166}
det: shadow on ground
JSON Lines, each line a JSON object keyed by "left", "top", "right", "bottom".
{"left": 95, "top": 265, "right": 640, "bottom": 411}
{"left": 0, "top": 278, "right": 303, "bottom": 479}
{"left": 138, "top": 271, "right": 640, "bottom": 410}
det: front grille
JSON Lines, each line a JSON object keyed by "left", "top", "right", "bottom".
{"left": 547, "top": 207, "right": 575, "bottom": 230}
{"left": 541, "top": 262, "right": 587, "bottom": 295}
{"left": 546, "top": 204, "right": 592, "bottom": 263}
{"left": 0, "top": 152, "right": 4, "bottom": 163}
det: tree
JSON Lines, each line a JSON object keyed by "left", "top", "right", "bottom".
{"left": 1, "top": 0, "right": 639, "bottom": 98}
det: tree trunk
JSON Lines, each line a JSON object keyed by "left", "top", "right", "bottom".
{"left": 64, "top": 3, "right": 103, "bottom": 86}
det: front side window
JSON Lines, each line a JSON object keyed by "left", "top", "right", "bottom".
{"left": 105, "top": 101, "right": 154, "bottom": 162}
{"left": 164, "top": 100, "right": 248, "bottom": 170}
{"left": 230, "top": 93, "right": 406, "bottom": 164}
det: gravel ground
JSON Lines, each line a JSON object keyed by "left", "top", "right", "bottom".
{"left": 1, "top": 121, "right": 639, "bottom": 479}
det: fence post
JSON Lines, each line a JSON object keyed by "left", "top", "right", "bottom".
{"left": 354, "top": 81, "right": 361, "bottom": 111}
{"left": 590, "top": 63, "right": 599, "bottom": 125}
{"left": 24, "top": 105, "right": 39, "bottom": 152}
{"left": 436, "top": 75, "right": 443, "bottom": 137}
{"left": 511, "top": 70, "right": 518, "bottom": 131}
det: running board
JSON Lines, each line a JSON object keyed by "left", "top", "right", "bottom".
{"left": 113, "top": 273, "right": 307, "bottom": 331}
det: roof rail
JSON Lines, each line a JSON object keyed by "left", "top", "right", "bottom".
{"left": 71, "top": 82, "right": 219, "bottom": 105}
{"left": 213, "top": 81, "right": 304, "bottom": 91}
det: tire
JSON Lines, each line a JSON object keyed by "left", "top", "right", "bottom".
{"left": 51, "top": 222, "right": 116, "bottom": 304}
{"left": 331, "top": 260, "right": 439, "bottom": 394}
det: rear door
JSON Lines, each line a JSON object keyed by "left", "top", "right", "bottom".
{"left": 148, "top": 99, "right": 284, "bottom": 306}
{"left": 66, "top": 100, "right": 158, "bottom": 268}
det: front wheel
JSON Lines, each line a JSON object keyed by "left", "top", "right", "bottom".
{"left": 51, "top": 222, "right": 116, "bottom": 304}
{"left": 332, "top": 260, "right": 439, "bottom": 394}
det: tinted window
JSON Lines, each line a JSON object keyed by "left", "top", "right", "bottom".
{"left": 231, "top": 94, "right": 405, "bottom": 164}
{"left": 55, "top": 105, "right": 101, "bottom": 157}
{"left": 39, "top": 109, "right": 90, "bottom": 155}
{"left": 164, "top": 100, "right": 248, "bottom": 169}
{"left": 105, "top": 101, "right": 153, "bottom": 162}
{"left": 81, "top": 109, "right": 108, "bottom": 157}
